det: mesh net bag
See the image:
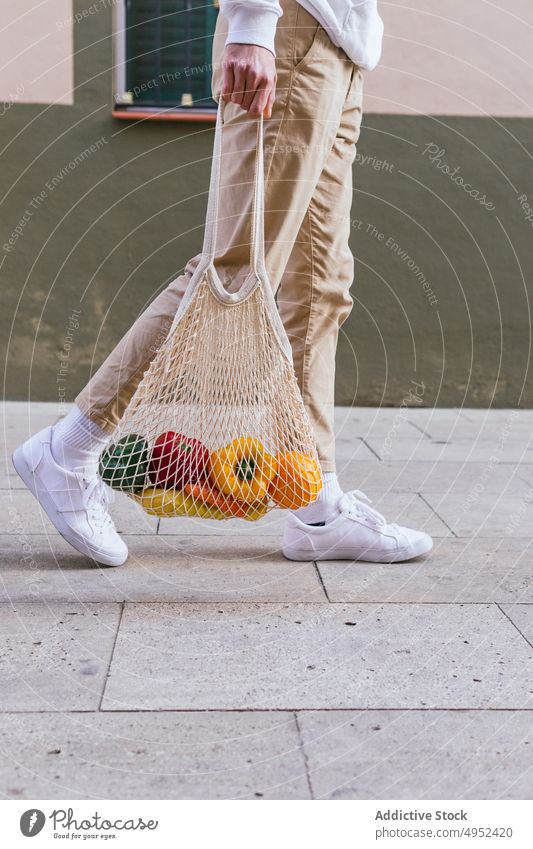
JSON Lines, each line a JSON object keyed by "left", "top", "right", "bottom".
{"left": 98, "top": 103, "right": 322, "bottom": 521}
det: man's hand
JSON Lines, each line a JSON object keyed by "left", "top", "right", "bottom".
{"left": 221, "top": 44, "right": 277, "bottom": 118}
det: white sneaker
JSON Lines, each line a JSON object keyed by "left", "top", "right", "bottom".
{"left": 12, "top": 426, "right": 128, "bottom": 567}
{"left": 283, "top": 490, "right": 433, "bottom": 563}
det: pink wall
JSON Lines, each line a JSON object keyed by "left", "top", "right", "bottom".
{"left": 0, "top": 0, "right": 73, "bottom": 106}
{"left": 366, "top": 0, "right": 533, "bottom": 116}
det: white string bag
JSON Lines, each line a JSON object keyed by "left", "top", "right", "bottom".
{"left": 98, "top": 102, "right": 322, "bottom": 520}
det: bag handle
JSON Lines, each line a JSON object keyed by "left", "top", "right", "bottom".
{"left": 201, "top": 99, "right": 266, "bottom": 279}
{"left": 168, "top": 99, "right": 289, "bottom": 339}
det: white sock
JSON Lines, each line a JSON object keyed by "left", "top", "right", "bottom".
{"left": 51, "top": 406, "right": 109, "bottom": 470}
{"left": 294, "top": 472, "right": 343, "bottom": 525}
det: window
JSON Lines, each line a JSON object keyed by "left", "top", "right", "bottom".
{"left": 114, "top": 0, "right": 219, "bottom": 121}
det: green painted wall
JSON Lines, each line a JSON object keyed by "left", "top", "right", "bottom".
{"left": 338, "top": 115, "right": 533, "bottom": 407}
{"left": 2, "top": 2, "right": 532, "bottom": 407}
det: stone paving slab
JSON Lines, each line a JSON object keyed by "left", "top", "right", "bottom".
{"left": 109, "top": 497, "right": 159, "bottom": 535}
{"left": 500, "top": 604, "right": 533, "bottom": 646}
{"left": 5, "top": 405, "right": 529, "bottom": 446}
{"left": 1, "top": 403, "right": 62, "bottom": 486}
{"left": 1, "top": 419, "right": 62, "bottom": 458}
{"left": 297, "top": 709, "right": 533, "bottom": 799}
{"left": 158, "top": 492, "right": 449, "bottom": 538}
{"left": 362, "top": 492, "right": 450, "bottom": 536}
{"left": 4, "top": 402, "right": 531, "bottom": 435}
{"left": 101, "top": 602, "right": 533, "bottom": 711}
{"left": 335, "top": 416, "right": 524, "bottom": 446}
{"left": 459, "top": 410, "right": 533, "bottom": 425}
{"left": 360, "top": 438, "right": 533, "bottom": 463}
{"left": 341, "top": 405, "right": 533, "bottom": 430}
{"left": 336, "top": 461, "right": 532, "bottom": 496}
{"left": 0, "top": 603, "right": 120, "bottom": 711}
{"left": 2, "top": 401, "right": 61, "bottom": 430}
{"left": 2, "top": 401, "right": 65, "bottom": 417}
{"left": 317, "top": 539, "right": 533, "bottom": 604}
{"left": 0, "top": 471, "right": 29, "bottom": 489}
{"left": 334, "top": 407, "right": 468, "bottom": 427}
{"left": 157, "top": 509, "right": 287, "bottom": 537}
{"left": 336, "top": 415, "right": 423, "bottom": 443}
{"left": 321, "top": 436, "right": 381, "bottom": 464}
{"left": 0, "top": 711, "right": 310, "bottom": 800}
{"left": 421, "top": 492, "right": 533, "bottom": 537}
{"left": 433, "top": 422, "right": 533, "bottom": 442}
{"left": 0, "top": 535, "right": 325, "bottom": 603}
{"left": 356, "top": 414, "right": 533, "bottom": 444}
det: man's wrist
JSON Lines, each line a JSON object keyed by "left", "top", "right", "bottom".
{"left": 225, "top": 6, "right": 279, "bottom": 56}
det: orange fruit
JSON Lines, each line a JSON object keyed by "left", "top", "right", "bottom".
{"left": 268, "top": 451, "right": 322, "bottom": 509}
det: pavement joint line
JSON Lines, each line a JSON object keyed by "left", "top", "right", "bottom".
{"left": 1, "top": 600, "right": 529, "bottom": 606}
{"left": 0, "top": 598, "right": 533, "bottom": 608}
{"left": 19, "top": 531, "right": 533, "bottom": 538}
{"left": 2, "top": 708, "right": 533, "bottom": 715}
{"left": 312, "top": 562, "right": 330, "bottom": 602}
{"left": 407, "top": 419, "right": 432, "bottom": 439}
{"left": 0, "top": 532, "right": 158, "bottom": 536}
{"left": 417, "top": 491, "right": 458, "bottom": 537}
{"left": 98, "top": 600, "right": 124, "bottom": 711}
{"left": 293, "top": 711, "right": 315, "bottom": 800}
{"left": 4, "top": 531, "right": 533, "bottom": 538}
{"left": 496, "top": 602, "right": 533, "bottom": 650}
{"left": 359, "top": 437, "right": 381, "bottom": 461}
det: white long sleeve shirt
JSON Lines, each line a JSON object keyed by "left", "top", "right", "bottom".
{"left": 219, "top": 0, "right": 384, "bottom": 71}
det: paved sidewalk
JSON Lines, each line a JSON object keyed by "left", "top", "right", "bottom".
{"left": 1, "top": 402, "right": 532, "bottom": 799}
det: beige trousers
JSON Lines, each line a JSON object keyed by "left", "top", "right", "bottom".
{"left": 76, "top": 0, "right": 363, "bottom": 471}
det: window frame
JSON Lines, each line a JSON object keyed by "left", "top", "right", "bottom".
{"left": 112, "top": 0, "right": 218, "bottom": 122}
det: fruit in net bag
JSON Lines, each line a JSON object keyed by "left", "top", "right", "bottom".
{"left": 99, "top": 434, "right": 149, "bottom": 493}
{"left": 209, "top": 437, "right": 277, "bottom": 504}
{"left": 136, "top": 487, "right": 225, "bottom": 519}
{"left": 268, "top": 451, "right": 322, "bottom": 509}
{"left": 149, "top": 431, "right": 209, "bottom": 489}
